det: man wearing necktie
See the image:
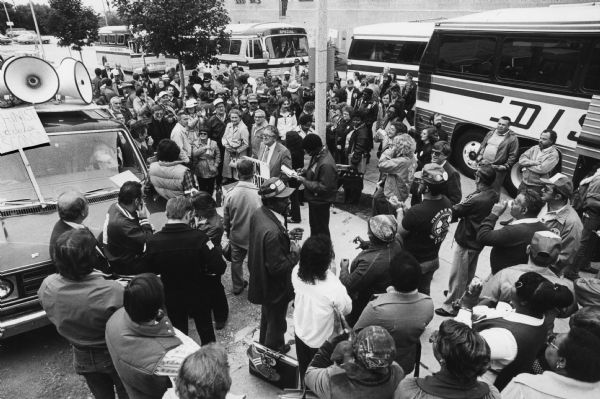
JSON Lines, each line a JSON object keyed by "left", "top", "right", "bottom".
{"left": 257, "top": 125, "right": 292, "bottom": 182}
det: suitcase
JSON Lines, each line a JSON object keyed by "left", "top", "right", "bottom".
{"left": 247, "top": 342, "right": 299, "bottom": 389}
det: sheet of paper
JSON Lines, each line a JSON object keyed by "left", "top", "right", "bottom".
{"left": 0, "top": 107, "right": 49, "bottom": 154}
{"left": 109, "top": 170, "right": 141, "bottom": 188}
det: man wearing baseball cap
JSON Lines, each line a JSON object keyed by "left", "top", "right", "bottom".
{"left": 247, "top": 178, "right": 299, "bottom": 353}
{"left": 305, "top": 325, "right": 404, "bottom": 398}
{"left": 436, "top": 164, "right": 498, "bottom": 317}
{"left": 538, "top": 173, "right": 583, "bottom": 280}
{"left": 479, "top": 231, "right": 576, "bottom": 316}
{"left": 394, "top": 163, "right": 453, "bottom": 295}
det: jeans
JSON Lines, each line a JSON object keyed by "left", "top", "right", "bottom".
{"left": 295, "top": 334, "right": 319, "bottom": 387}
{"left": 418, "top": 258, "right": 440, "bottom": 296}
{"left": 259, "top": 299, "right": 289, "bottom": 351}
{"left": 372, "top": 186, "right": 395, "bottom": 216}
{"left": 230, "top": 242, "right": 248, "bottom": 292}
{"left": 569, "top": 212, "right": 600, "bottom": 274}
{"left": 308, "top": 202, "right": 331, "bottom": 238}
{"left": 72, "top": 346, "right": 128, "bottom": 399}
{"left": 442, "top": 244, "right": 481, "bottom": 312}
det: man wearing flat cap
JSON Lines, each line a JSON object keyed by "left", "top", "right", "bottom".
{"left": 394, "top": 163, "right": 453, "bottom": 296}
{"left": 436, "top": 164, "right": 498, "bottom": 317}
{"left": 538, "top": 173, "right": 583, "bottom": 280}
{"left": 248, "top": 178, "right": 300, "bottom": 353}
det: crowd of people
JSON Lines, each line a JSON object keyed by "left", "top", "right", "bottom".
{"left": 36, "top": 62, "right": 600, "bottom": 399}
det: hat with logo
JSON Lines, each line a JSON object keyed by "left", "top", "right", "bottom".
{"left": 259, "top": 177, "right": 295, "bottom": 198}
{"left": 368, "top": 215, "right": 397, "bottom": 243}
{"left": 157, "top": 91, "right": 169, "bottom": 98}
{"left": 414, "top": 163, "right": 448, "bottom": 185}
{"left": 540, "top": 173, "right": 574, "bottom": 198}
{"left": 213, "top": 98, "right": 224, "bottom": 107}
{"left": 354, "top": 326, "right": 396, "bottom": 370}
{"left": 529, "top": 230, "right": 561, "bottom": 265}
{"left": 284, "top": 70, "right": 291, "bottom": 75}
{"left": 185, "top": 99, "right": 198, "bottom": 108}
{"left": 247, "top": 93, "right": 258, "bottom": 102}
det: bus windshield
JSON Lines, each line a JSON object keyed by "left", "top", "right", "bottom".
{"left": 0, "top": 131, "right": 145, "bottom": 203}
{"left": 265, "top": 35, "right": 309, "bottom": 58}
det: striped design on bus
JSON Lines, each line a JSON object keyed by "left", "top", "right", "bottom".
{"left": 577, "top": 95, "right": 600, "bottom": 158}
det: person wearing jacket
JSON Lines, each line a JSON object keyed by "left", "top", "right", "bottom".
{"left": 519, "top": 130, "right": 560, "bottom": 193}
{"left": 346, "top": 114, "right": 371, "bottom": 173}
{"left": 476, "top": 116, "right": 519, "bottom": 191}
{"left": 431, "top": 140, "right": 462, "bottom": 205}
{"left": 341, "top": 215, "right": 403, "bottom": 326}
{"left": 293, "top": 135, "right": 338, "bottom": 238}
{"left": 145, "top": 197, "right": 225, "bottom": 344}
{"left": 193, "top": 124, "right": 220, "bottom": 196}
{"left": 148, "top": 139, "right": 197, "bottom": 200}
{"left": 248, "top": 178, "right": 300, "bottom": 353}
{"left": 221, "top": 109, "right": 249, "bottom": 184}
{"left": 436, "top": 165, "right": 498, "bottom": 317}
{"left": 100, "top": 181, "right": 154, "bottom": 275}
{"left": 105, "top": 274, "right": 182, "bottom": 399}
{"left": 373, "top": 134, "right": 417, "bottom": 216}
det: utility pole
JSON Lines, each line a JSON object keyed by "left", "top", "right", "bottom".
{"left": 2, "top": 2, "right": 13, "bottom": 36}
{"left": 28, "top": 0, "right": 45, "bottom": 59}
{"left": 100, "top": 0, "right": 109, "bottom": 26}
{"left": 314, "top": 0, "right": 327, "bottom": 145}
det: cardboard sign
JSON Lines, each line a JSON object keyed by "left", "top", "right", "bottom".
{"left": 0, "top": 107, "right": 49, "bottom": 154}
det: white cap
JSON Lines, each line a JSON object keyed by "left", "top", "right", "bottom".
{"left": 158, "top": 91, "right": 169, "bottom": 98}
{"left": 213, "top": 98, "right": 224, "bottom": 106}
{"left": 185, "top": 99, "right": 198, "bottom": 108}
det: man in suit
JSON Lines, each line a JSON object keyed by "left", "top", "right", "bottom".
{"left": 257, "top": 125, "right": 292, "bottom": 181}
{"left": 431, "top": 140, "right": 462, "bottom": 205}
{"left": 248, "top": 178, "right": 300, "bottom": 353}
{"left": 343, "top": 79, "right": 361, "bottom": 107}
{"left": 50, "top": 190, "right": 109, "bottom": 272}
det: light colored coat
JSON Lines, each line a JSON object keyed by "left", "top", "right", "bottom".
{"left": 223, "top": 181, "right": 262, "bottom": 249}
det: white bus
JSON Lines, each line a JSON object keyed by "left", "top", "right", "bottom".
{"left": 345, "top": 22, "right": 434, "bottom": 82}
{"left": 215, "top": 23, "right": 309, "bottom": 78}
{"left": 415, "top": 4, "right": 600, "bottom": 194}
{"left": 95, "top": 25, "right": 177, "bottom": 74}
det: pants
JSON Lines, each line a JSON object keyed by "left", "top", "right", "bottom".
{"left": 575, "top": 277, "right": 600, "bottom": 307}
{"left": 492, "top": 170, "right": 507, "bottom": 193}
{"left": 197, "top": 177, "right": 216, "bottom": 196}
{"left": 308, "top": 202, "right": 331, "bottom": 238}
{"left": 166, "top": 296, "right": 216, "bottom": 345}
{"left": 230, "top": 243, "right": 248, "bottom": 292}
{"left": 295, "top": 334, "right": 319, "bottom": 387}
{"left": 208, "top": 275, "right": 229, "bottom": 324}
{"left": 259, "top": 299, "right": 289, "bottom": 351}
{"left": 372, "top": 186, "right": 395, "bottom": 216}
{"left": 569, "top": 212, "right": 600, "bottom": 274}
{"left": 72, "top": 346, "right": 128, "bottom": 399}
{"left": 417, "top": 258, "right": 439, "bottom": 296}
{"left": 289, "top": 189, "right": 302, "bottom": 222}
{"left": 442, "top": 244, "right": 481, "bottom": 312}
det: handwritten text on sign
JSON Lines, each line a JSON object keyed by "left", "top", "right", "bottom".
{"left": 0, "top": 107, "right": 49, "bottom": 154}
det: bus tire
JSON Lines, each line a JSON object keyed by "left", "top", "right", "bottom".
{"left": 452, "top": 127, "right": 486, "bottom": 179}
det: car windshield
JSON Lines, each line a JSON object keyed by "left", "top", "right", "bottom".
{"left": 264, "top": 35, "right": 309, "bottom": 58}
{"left": 0, "top": 130, "right": 145, "bottom": 204}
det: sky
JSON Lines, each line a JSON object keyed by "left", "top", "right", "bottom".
{"left": 10, "top": 0, "right": 108, "bottom": 13}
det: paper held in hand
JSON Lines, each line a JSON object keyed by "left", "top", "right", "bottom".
{"left": 281, "top": 165, "right": 298, "bottom": 178}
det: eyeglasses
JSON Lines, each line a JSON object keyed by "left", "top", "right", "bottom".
{"left": 547, "top": 334, "right": 559, "bottom": 350}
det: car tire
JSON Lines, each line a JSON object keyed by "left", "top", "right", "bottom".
{"left": 452, "top": 127, "right": 487, "bottom": 178}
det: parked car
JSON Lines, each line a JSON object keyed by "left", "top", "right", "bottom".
{"left": 41, "top": 35, "right": 52, "bottom": 44}
{"left": 15, "top": 34, "right": 38, "bottom": 44}
{"left": 0, "top": 102, "right": 155, "bottom": 340}
{"left": 0, "top": 34, "right": 12, "bottom": 45}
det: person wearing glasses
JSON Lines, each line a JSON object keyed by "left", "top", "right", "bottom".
{"left": 250, "top": 109, "right": 270, "bottom": 158}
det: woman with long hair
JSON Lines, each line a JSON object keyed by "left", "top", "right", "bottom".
{"left": 396, "top": 319, "right": 500, "bottom": 399}
{"left": 292, "top": 235, "right": 352, "bottom": 383}
{"left": 410, "top": 126, "right": 438, "bottom": 205}
{"left": 269, "top": 97, "right": 298, "bottom": 140}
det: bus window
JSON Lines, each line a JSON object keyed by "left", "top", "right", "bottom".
{"left": 100, "top": 35, "right": 107, "bottom": 44}
{"left": 265, "top": 35, "right": 309, "bottom": 58}
{"left": 348, "top": 39, "right": 427, "bottom": 65}
{"left": 498, "top": 37, "right": 584, "bottom": 87}
{"left": 253, "top": 40, "right": 264, "bottom": 59}
{"left": 437, "top": 34, "right": 496, "bottom": 76}
{"left": 117, "top": 35, "right": 125, "bottom": 45}
{"left": 223, "top": 39, "right": 242, "bottom": 55}
{"left": 108, "top": 35, "right": 116, "bottom": 44}
{"left": 583, "top": 42, "right": 599, "bottom": 92}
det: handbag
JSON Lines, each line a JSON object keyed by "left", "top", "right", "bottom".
{"left": 247, "top": 341, "right": 299, "bottom": 389}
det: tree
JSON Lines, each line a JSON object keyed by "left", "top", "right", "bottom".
{"left": 47, "top": 0, "right": 99, "bottom": 57}
{"left": 99, "top": 11, "right": 124, "bottom": 27}
{"left": 0, "top": 2, "right": 53, "bottom": 34}
{"left": 113, "top": 0, "right": 230, "bottom": 95}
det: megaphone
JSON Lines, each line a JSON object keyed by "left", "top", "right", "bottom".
{"left": 57, "top": 57, "right": 93, "bottom": 104}
{"left": 0, "top": 56, "right": 59, "bottom": 104}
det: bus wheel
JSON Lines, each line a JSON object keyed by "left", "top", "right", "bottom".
{"left": 453, "top": 128, "right": 485, "bottom": 178}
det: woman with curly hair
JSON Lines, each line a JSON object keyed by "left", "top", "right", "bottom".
{"left": 373, "top": 133, "right": 417, "bottom": 215}
{"left": 395, "top": 319, "right": 500, "bottom": 399}
{"left": 291, "top": 235, "right": 352, "bottom": 383}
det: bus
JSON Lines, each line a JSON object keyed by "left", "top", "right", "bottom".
{"left": 95, "top": 25, "right": 177, "bottom": 74}
{"left": 345, "top": 22, "right": 434, "bottom": 82}
{"left": 415, "top": 4, "right": 600, "bottom": 194}
{"left": 215, "top": 22, "right": 309, "bottom": 78}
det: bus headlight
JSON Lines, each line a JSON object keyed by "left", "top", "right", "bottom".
{"left": 0, "top": 278, "right": 14, "bottom": 299}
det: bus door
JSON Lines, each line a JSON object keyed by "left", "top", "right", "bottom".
{"left": 246, "top": 38, "right": 269, "bottom": 77}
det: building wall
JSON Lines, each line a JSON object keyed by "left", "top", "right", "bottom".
{"left": 225, "top": 0, "right": 594, "bottom": 51}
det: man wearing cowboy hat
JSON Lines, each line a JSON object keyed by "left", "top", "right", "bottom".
{"left": 248, "top": 178, "right": 300, "bottom": 353}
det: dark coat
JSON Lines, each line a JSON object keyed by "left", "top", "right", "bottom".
{"left": 248, "top": 207, "right": 299, "bottom": 305}
{"left": 285, "top": 130, "right": 305, "bottom": 170}
{"left": 303, "top": 148, "right": 338, "bottom": 204}
{"left": 146, "top": 223, "right": 226, "bottom": 304}
{"left": 452, "top": 187, "right": 499, "bottom": 251}
{"left": 346, "top": 124, "right": 370, "bottom": 167}
{"left": 50, "top": 220, "right": 110, "bottom": 272}
{"left": 443, "top": 161, "right": 462, "bottom": 205}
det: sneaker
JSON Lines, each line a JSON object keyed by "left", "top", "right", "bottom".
{"left": 435, "top": 307, "right": 458, "bottom": 317}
